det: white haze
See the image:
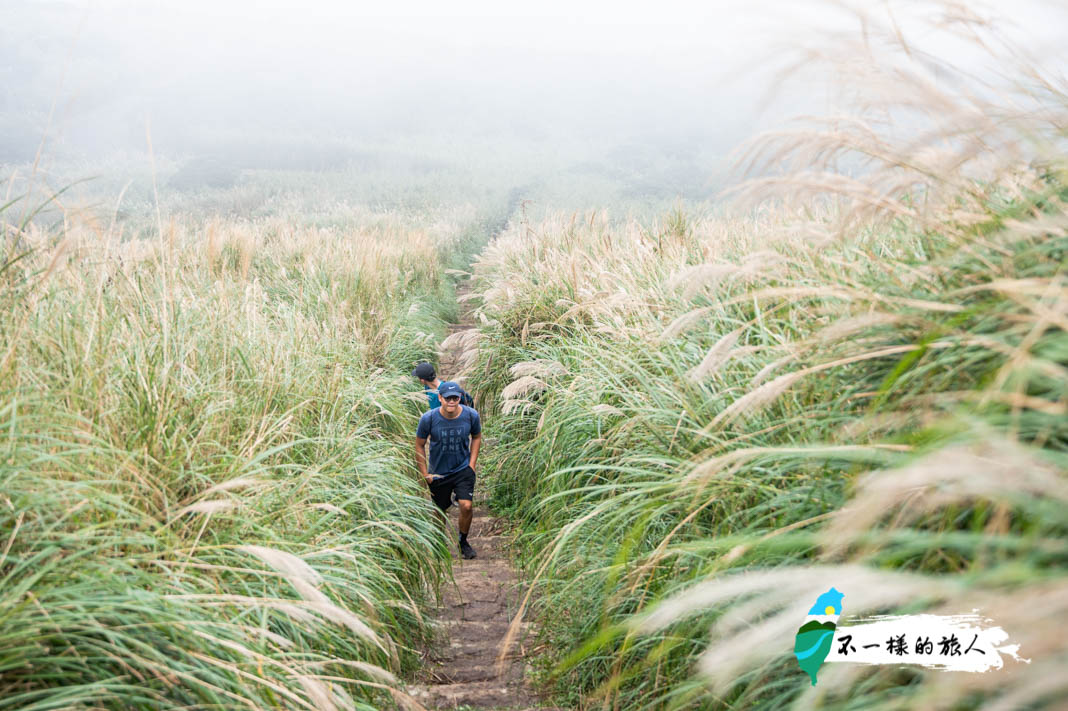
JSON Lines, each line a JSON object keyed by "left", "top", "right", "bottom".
{"left": 2, "top": 0, "right": 1065, "bottom": 210}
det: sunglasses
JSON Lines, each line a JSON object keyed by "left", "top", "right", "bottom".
{"left": 442, "top": 395, "right": 461, "bottom": 402}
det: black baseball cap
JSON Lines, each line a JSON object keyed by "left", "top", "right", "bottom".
{"left": 411, "top": 362, "right": 436, "bottom": 380}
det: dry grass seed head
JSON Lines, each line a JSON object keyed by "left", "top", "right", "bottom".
{"left": 750, "top": 353, "right": 799, "bottom": 388}
{"left": 200, "top": 476, "right": 265, "bottom": 496}
{"left": 667, "top": 263, "right": 741, "bottom": 299}
{"left": 822, "top": 438, "right": 1068, "bottom": 554}
{"left": 173, "top": 500, "right": 238, "bottom": 518}
{"left": 237, "top": 545, "right": 323, "bottom": 586}
{"left": 509, "top": 359, "right": 566, "bottom": 379}
{"left": 295, "top": 675, "right": 337, "bottom": 711}
{"left": 710, "top": 371, "right": 805, "bottom": 429}
{"left": 813, "top": 313, "right": 902, "bottom": 343}
{"left": 592, "top": 404, "right": 623, "bottom": 417}
{"left": 500, "top": 399, "right": 536, "bottom": 416}
{"left": 658, "top": 307, "right": 716, "bottom": 343}
{"left": 501, "top": 375, "right": 548, "bottom": 401}
{"left": 687, "top": 328, "right": 744, "bottom": 382}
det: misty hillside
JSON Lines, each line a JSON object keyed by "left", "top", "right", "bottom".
{"left": 2, "top": 2, "right": 1067, "bottom": 711}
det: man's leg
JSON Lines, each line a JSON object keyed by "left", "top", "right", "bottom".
{"left": 457, "top": 498, "right": 476, "bottom": 559}
{"left": 428, "top": 479, "right": 452, "bottom": 514}
{"left": 457, "top": 499, "right": 473, "bottom": 537}
{"left": 455, "top": 467, "right": 477, "bottom": 560}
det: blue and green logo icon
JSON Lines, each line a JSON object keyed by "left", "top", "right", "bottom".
{"left": 793, "top": 587, "right": 844, "bottom": 685}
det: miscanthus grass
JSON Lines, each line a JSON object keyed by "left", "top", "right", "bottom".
{"left": 464, "top": 7, "right": 1068, "bottom": 711}
{"left": 0, "top": 210, "right": 475, "bottom": 708}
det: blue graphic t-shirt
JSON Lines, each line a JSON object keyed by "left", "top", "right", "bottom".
{"left": 416, "top": 406, "right": 481, "bottom": 476}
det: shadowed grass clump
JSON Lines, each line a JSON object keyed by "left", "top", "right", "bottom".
{"left": 462, "top": 7, "right": 1068, "bottom": 710}
{"left": 0, "top": 208, "right": 485, "bottom": 709}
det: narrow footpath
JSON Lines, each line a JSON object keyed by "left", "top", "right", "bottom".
{"left": 406, "top": 280, "right": 556, "bottom": 711}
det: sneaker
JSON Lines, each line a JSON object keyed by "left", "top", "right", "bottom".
{"left": 459, "top": 540, "right": 477, "bottom": 560}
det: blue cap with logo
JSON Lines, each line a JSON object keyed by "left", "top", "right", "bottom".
{"left": 437, "top": 381, "right": 463, "bottom": 399}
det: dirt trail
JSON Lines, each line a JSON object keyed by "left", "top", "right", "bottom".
{"left": 406, "top": 280, "right": 555, "bottom": 711}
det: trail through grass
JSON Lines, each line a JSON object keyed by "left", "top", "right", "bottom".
{"left": 407, "top": 289, "right": 557, "bottom": 710}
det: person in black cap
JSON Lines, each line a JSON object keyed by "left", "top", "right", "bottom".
{"left": 414, "top": 380, "right": 481, "bottom": 559}
{"left": 411, "top": 361, "right": 442, "bottom": 410}
{"left": 412, "top": 360, "right": 474, "bottom": 410}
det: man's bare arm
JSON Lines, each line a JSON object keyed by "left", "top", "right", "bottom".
{"left": 469, "top": 432, "right": 481, "bottom": 471}
{"left": 414, "top": 436, "right": 433, "bottom": 484}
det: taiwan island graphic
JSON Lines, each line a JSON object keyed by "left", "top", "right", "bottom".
{"left": 794, "top": 587, "right": 844, "bottom": 685}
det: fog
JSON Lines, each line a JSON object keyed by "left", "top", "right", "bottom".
{"left": 3, "top": 0, "right": 1066, "bottom": 213}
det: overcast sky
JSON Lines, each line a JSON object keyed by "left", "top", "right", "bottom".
{"left": 3, "top": 1, "right": 1066, "bottom": 174}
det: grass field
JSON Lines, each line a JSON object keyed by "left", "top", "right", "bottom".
{"left": 468, "top": 187, "right": 1067, "bottom": 709}
{"left": 2, "top": 4, "right": 1066, "bottom": 710}
{"left": 0, "top": 202, "right": 503, "bottom": 709}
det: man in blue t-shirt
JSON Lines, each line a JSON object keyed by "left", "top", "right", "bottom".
{"left": 415, "top": 380, "right": 482, "bottom": 559}
{"left": 412, "top": 361, "right": 475, "bottom": 410}
{"left": 411, "top": 361, "right": 442, "bottom": 410}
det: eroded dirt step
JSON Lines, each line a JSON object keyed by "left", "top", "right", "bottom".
{"left": 408, "top": 506, "right": 555, "bottom": 710}
{"left": 409, "top": 679, "right": 538, "bottom": 710}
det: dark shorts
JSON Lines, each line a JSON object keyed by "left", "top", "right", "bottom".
{"left": 428, "top": 466, "right": 476, "bottom": 511}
